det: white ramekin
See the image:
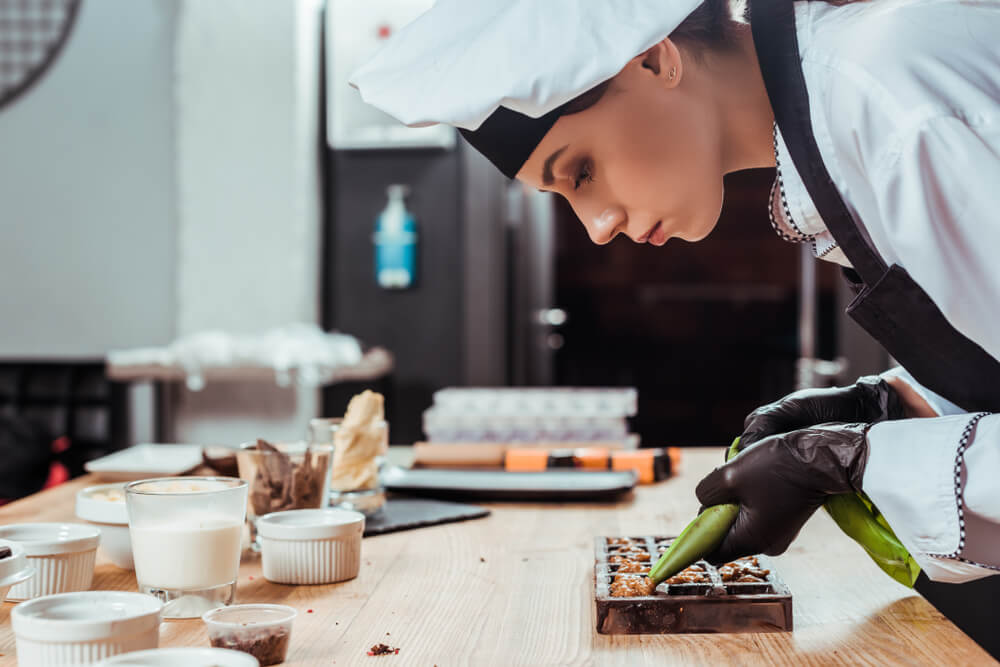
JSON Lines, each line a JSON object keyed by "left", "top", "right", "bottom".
{"left": 98, "top": 647, "right": 259, "bottom": 666}
{"left": 75, "top": 483, "right": 134, "bottom": 570}
{"left": 0, "top": 538, "right": 36, "bottom": 605}
{"left": 0, "top": 523, "right": 100, "bottom": 600}
{"left": 12, "top": 591, "right": 163, "bottom": 665}
{"left": 257, "top": 508, "right": 364, "bottom": 585}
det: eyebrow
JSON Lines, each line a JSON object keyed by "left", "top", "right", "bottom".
{"left": 542, "top": 145, "right": 570, "bottom": 186}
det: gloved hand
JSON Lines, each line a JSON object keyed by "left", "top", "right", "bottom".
{"left": 738, "top": 376, "right": 901, "bottom": 453}
{"left": 695, "top": 422, "right": 869, "bottom": 563}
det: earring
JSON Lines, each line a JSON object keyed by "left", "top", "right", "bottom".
{"left": 668, "top": 66, "right": 676, "bottom": 80}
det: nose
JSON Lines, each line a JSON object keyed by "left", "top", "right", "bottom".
{"left": 584, "top": 205, "right": 626, "bottom": 245}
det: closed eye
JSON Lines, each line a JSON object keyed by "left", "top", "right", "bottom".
{"left": 573, "top": 158, "right": 595, "bottom": 191}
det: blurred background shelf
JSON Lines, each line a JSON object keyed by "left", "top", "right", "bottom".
{"left": 105, "top": 346, "right": 394, "bottom": 385}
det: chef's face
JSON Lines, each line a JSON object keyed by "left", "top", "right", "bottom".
{"left": 516, "top": 41, "right": 724, "bottom": 246}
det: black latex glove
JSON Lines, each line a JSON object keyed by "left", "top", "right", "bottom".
{"left": 696, "top": 422, "right": 869, "bottom": 564}
{"left": 737, "top": 376, "right": 902, "bottom": 454}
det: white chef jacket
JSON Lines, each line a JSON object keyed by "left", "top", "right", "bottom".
{"left": 771, "top": 0, "right": 1000, "bottom": 583}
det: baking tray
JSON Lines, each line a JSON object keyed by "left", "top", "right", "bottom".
{"left": 594, "top": 536, "right": 792, "bottom": 634}
{"left": 382, "top": 466, "right": 637, "bottom": 501}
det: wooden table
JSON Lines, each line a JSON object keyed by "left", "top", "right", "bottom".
{"left": 0, "top": 448, "right": 993, "bottom": 666}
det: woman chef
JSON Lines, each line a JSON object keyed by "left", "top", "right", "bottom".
{"left": 351, "top": 0, "right": 1000, "bottom": 650}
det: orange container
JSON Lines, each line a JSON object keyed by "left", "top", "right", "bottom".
{"left": 610, "top": 450, "right": 656, "bottom": 484}
{"left": 574, "top": 447, "right": 610, "bottom": 470}
{"left": 504, "top": 448, "right": 550, "bottom": 472}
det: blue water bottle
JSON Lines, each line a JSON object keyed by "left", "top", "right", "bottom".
{"left": 374, "top": 184, "right": 418, "bottom": 289}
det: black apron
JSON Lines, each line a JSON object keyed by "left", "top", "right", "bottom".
{"left": 751, "top": 0, "right": 1000, "bottom": 656}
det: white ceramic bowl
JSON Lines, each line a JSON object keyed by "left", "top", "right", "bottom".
{"left": 12, "top": 591, "right": 163, "bottom": 666}
{"left": 256, "top": 509, "right": 364, "bottom": 585}
{"left": 0, "top": 523, "right": 100, "bottom": 600}
{"left": 0, "top": 538, "right": 35, "bottom": 607}
{"left": 76, "top": 483, "right": 134, "bottom": 569}
{"left": 98, "top": 647, "right": 259, "bottom": 666}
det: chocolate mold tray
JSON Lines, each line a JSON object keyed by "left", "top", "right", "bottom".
{"left": 595, "top": 536, "right": 792, "bottom": 634}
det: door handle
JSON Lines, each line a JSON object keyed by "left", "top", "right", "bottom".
{"left": 535, "top": 308, "right": 568, "bottom": 327}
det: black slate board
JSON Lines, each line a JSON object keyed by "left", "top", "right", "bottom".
{"left": 363, "top": 496, "right": 490, "bottom": 536}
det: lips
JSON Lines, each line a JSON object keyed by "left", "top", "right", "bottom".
{"left": 648, "top": 221, "right": 668, "bottom": 246}
{"left": 638, "top": 221, "right": 665, "bottom": 245}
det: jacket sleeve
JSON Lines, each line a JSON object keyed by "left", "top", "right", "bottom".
{"left": 859, "top": 116, "right": 1000, "bottom": 583}
{"left": 880, "top": 366, "right": 965, "bottom": 417}
{"left": 864, "top": 412, "right": 1000, "bottom": 582}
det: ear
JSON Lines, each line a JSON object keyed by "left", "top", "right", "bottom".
{"left": 637, "top": 39, "right": 683, "bottom": 89}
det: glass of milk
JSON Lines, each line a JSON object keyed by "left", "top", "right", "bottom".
{"left": 125, "top": 477, "right": 248, "bottom": 619}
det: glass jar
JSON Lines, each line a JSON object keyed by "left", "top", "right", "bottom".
{"left": 313, "top": 418, "right": 388, "bottom": 517}
{"left": 235, "top": 441, "right": 334, "bottom": 549}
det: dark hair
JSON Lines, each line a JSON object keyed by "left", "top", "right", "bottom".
{"left": 562, "top": 0, "right": 744, "bottom": 116}
{"left": 563, "top": 0, "right": 853, "bottom": 115}
{"left": 671, "top": 0, "right": 749, "bottom": 55}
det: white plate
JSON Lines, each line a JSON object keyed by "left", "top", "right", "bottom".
{"left": 84, "top": 445, "right": 203, "bottom": 482}
{"left": 99, "top": 648, "right": 259, "bottom": 666}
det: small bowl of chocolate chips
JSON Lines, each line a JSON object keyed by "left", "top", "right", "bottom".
{"left": 203, "top": 603, "right": 297, "bottom": 666}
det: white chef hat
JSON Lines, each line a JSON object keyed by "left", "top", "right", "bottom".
{"left": 350, "top": 0, "right": 704, "bottom": 178}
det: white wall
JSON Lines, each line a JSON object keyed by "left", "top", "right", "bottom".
{"left": 170, "top": 0, "right": 324, "bottom": 444}
{"left": 174, "top": 0, "right": 321, "bottom": 337}
{"left": 0, "top": 0, "right": 325, "bottom": 446}
{"left": 0, "top": 0, "right": 178, "bottom": 358}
